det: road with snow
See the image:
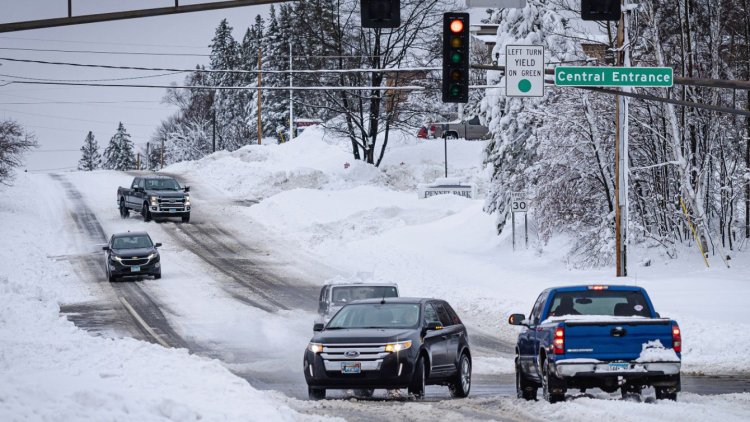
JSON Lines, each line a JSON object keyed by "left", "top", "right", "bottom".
{"left": 47, "top": 171, "right": 749, "bottom": 421}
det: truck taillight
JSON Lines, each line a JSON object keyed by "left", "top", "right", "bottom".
{"left": 672, "top": 323, "right": 681, "bottom": 353}
{"left": 553, "top": 327, "right": 565, "bottom": 354}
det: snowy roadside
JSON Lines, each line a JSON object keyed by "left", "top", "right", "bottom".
{"left": 166, "top": 129, "right": 750, "bottom": 376}
{"left": 0, "top": 173, "right": 326, "bottom": 421}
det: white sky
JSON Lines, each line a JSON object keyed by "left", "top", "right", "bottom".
{"left": 0, "top": 0, "right": 271, "bottom": 171}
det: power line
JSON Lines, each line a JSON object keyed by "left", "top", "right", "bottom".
{"left": 0, "top": 71, "right": 186, "bottom": 83}
{"left": 2, "top": 80, "right": 432, "bottom": 91}
{"left": 0, "top": 107, "right": 157, "bottom": 127}
{"left": 0, "top": 35, "right": 207, "bottom": 50}
{"left": 0, "top": 100, "right": 160, "bottom": 105}
{"left": 0, "top": 47, "right": 208, "bottom": 57}
{"left": 0, "top": 57, "right": 439, "bottom": 75}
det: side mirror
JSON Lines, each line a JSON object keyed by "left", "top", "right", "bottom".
{"left": 655, "top": 312, "right": 661, "bottom": 318}
{"left": 184, "top": 186, "right": 190, "bottom": 192}
{"left": 422, "top": 322, "right": 443, "bottom": 335}
{"left": 508, "top": 313, "right": 527, "bottom": 326}
{"left": 102, "top": 246, "right": 110, "bottom": 251}
{"left": 313, "top": 323, "right": 324, "bottom": 332}
{"left": 154, "top": 243, "right": 162, "bottom": 248}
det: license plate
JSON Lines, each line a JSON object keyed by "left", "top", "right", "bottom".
{"left": 608, "top": 362, "right": 629, "bottom": 371}
{"left": 131, "top": 266, "right": 141, "bottom": 272}
{"left": 170, "top": 209, "right": 176, "bottom": 212}
{"left": 341, "top": 362, "right": 361, "bottom": 374}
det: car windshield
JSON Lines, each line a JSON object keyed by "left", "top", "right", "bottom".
{"left": 548, "top": 290, "right": 652, "bottom": 318}
{"left": 112, "top": 235, "right": 153, "bottom": 249}
{"left": 327, "top": 303, "right": 420, "bottom": 329}
{"left": 330, "top": 286, "right": 398, "bottom": 305}
{"left": 145, "top": 178, "right": 181, "bottom": 191}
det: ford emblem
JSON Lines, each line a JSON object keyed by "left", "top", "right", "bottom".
{"left": 345, "top": 351, "right": 360, "bottom": 358}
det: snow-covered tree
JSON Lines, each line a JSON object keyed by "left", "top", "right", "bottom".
{"left": 103, "top": 122, "right": 135, "bottom": 171}
{"left": 77, "top": 131, "right": 101, "bottom": 171}
{"left": 0, "top": 119, "right": 36, "bottom": 184}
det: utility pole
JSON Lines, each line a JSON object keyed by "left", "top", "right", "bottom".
{"left": 136, "top": 152, "right": 141, "bottom": 170}
{"left": 289, "top": 42, "right": 294, "bottom": 142}
{"left": 614, "top": 0, "right": 630, "bottom": 277}
{"left": 146, "top": 142, "right": 150, "bottom": 171}
{"left": 212, "top": 109, "right": 216, "bottom": 152}
{"left": 160, "top": 136, "right": 165, "bottom": 170}
{"left": 257, "top": 47, "right": 262, "bottom": 145}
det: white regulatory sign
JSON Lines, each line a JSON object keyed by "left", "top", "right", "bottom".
{"left": 505, "top": 45, "right": 545, "bottom": 97}
{"left": 510, "top": 193, "right": 529, "bottom": 213}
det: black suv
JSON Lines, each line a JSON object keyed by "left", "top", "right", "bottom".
{"left": 303, "top": 298, "right": 471, "bottom": 400}
{"left": 103, "top": 232, "right": 162, "bottom": 281}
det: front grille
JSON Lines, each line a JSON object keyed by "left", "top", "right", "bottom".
{"left": 320, "top": 343, "right": 389, "bottom": 372}
{"left": 158, "top": 197, "right": 185, "bottom": 205}
{"left": 119, "top": 257, "right": 150, "bottom": 266}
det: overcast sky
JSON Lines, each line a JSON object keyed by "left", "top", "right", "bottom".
{"left": 0, "top": 0, "right": 271, "bottom": 171}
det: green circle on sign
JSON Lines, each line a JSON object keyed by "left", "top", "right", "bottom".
{"left": 518, "top": 79, "right": 532, "bottom": 93}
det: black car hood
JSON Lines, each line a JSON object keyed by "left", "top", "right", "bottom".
{"left": 111, "top": 247, "right": 156, "bottom": 257}
{"left": 146, "top": 190, "right": 185, "bottom": 197}
{"left": 313, "top": 328, "right": 416, "bottom": 344}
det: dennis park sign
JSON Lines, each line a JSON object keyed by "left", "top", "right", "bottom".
{"left": 555, "top": 66, "right": 674, "bottom": 87}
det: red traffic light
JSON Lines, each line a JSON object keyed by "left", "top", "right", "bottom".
{"left": 450, "top": 19, "right": 464, "bottom": 33}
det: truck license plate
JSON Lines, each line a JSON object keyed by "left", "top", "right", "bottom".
{"left": 608, "top": 362, "right": 629, "bottom": 371}
{"left": 170, "top": 209, "right": 176, "bottom": 212}
{"left": 131, "top": 266, "right": 141, "bottom": 272}
{"left": 341, "top": 362, "right": 361, "bottom": 374}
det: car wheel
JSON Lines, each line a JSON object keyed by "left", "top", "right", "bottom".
{"left": 541, "top": 359, "right": 565, "bottom": 403}
{"left": 154, "top": 272, "right": 162, "bottom": 280}
{"left": 408, "top": 356, "right": 426, "bottom": 400}
{"left": 621, "top": 384, "right": 642, "bottom": 400}
{"left": 181, "top": 214, "right": 190, "bottom": 223}
{"left": 108, "top": 272, "right": 116, "bottom": 282}
{"left": 449, "top": 353, "right": 471, "bottom": 398}
{"left": 119, "top": 199, "right": 129, "bottom": 218}
{"left": 308, "top": 387, "right": 326, "bottom": 400}
{"left": 142, "top": 203, "right": 151, "bottom": 222}
{"left": 445, "top": 132, "right": 458, "bottom": 140}
{"left": 655, "top": 387, "right": 677, "bottom": 401}
{"left": 354, "top": 389, "right": 374, "bottom": 398}
{"left": 516, "top": 359, "right": 538, "bottom": 401}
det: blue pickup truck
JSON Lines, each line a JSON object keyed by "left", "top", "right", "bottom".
{"left": 508, "top": 285, "right": 681, "bottom": 403}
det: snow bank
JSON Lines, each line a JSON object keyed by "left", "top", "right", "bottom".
{"left": 0, "top": 173, "right": 317, "bottom": 421}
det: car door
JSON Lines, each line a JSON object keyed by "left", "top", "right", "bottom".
{"left": 519, "top": 291, "right": 548, "bottom": 377}
{"left": 435, "top": 301, "right": 461, "bottom": 372}
{"left": 422, "top": 302, "right": 448, "bottom": 373}
{"left": 128, "top": 178, "right": 141, "bottom": 207}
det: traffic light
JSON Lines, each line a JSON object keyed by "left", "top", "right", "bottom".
{"left": 442, "top": 13, "right": 469, "bottom": 103}
{"left": 361, "top": 0, "right": 400, "bottom": 28}
{"left": 581, "top": 0, "right": 621, "bottom": 21}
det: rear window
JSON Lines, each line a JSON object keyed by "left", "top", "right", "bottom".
{"left": 330, "top": 286, "right": 397, "bottom": 305}
{"left": 548, "top": 290, "right": 652, "bottom": 318}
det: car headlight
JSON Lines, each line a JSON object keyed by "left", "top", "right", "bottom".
{"left": 147, "top": 253, "right": 158, "bottom": 260}
{"left": 112, "top": 256, "right": 123, "bottom": 263}
{"left": 150, "top": 196, "right": 158, "bottom": 205}
{"left": 308, "top": 343, "right": 323, "bottom": 353}
{"left": 384, "top": 340, "right": 412, "bottom": 353}
{"left": 185, "top": 195, "right": 190, "bottom": 206}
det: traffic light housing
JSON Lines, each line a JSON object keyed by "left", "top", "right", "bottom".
{"left": 442, "top": 13, "right": 469, "bottom": 103}
{"left": 361, "top": 0, "right": 400, "bottom": 28}
{"left": 581, "top": 0, "right": 621, "bottom": 21}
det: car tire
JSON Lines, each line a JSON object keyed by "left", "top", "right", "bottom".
{"left": 181, "top": 214, "right": 190, "bottom": 223}
{"left": 308, "top": 387, "right": 326, "bottom": 400}
{"left": 119, "top": 199, "right": 129, "bottom": 218}
{"left": 655, "top": 387, "right": 677, "bottom": 401}
{"left": 449, "top": 353, "right": 471, "bottom": 398}
{"left": 408, "top": 356, "right": 426, "bottom": 400}
{"left": 142, "top": 203, "right": 151, "bottom": 222}
{"left": 154, "top": 272, "right": 162, "bottom": 280}
{"left": 541, "top": 359, "right": 565, "bottom": 403}
{"left": 445, "top": 132, "right": 458, "bottom": 140}
{"left": 108, "top": 272, "right": 117, "bottom": 282}
{"left": 516, "top": 359, "right": 538, "bottom": 401}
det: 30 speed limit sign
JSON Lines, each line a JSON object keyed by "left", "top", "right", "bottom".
{"left": 510, "top": 193, "right": 529, "bottom": 213}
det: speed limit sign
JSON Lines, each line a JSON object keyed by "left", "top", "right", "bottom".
{"left": 510, "top": 192, "right": 529, "bottom": 213}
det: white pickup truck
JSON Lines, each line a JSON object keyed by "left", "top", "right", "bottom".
{"left": 316, "top": 282, "right": 399, "bottom": 323}
{"left": 430, "top": 115, "right": 490, "bottom": 140}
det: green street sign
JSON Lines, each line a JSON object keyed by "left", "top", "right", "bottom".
{"left": 555, "top": 66, "right": 674, "bottom": 87}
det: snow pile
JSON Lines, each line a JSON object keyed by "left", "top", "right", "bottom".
{"left": 0, "top": 174, "right": 317, "bottom": 421}
{"left": 636, "top": 340, "right": 680, "bottom": 363}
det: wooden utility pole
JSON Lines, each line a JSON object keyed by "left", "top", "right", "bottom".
{"left": 257, "top": 47, "right": 262, "bottom": 145}
{"left": 212, "top": 109, "right": 216, "bottom": 152}
{"left": 146, "top": 142, "right": 150, "bottom": 170}
{"left": 160, "top": 136, "right": 165, "bottom": 170}
{"left": 614, "top": 0, "right": 630, "bottom": 277}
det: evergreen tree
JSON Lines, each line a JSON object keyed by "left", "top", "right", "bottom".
{"left": 209, "top": 19, "right": 244, "bottom": 151}
{"left": 261, "top": 5, "right": 290, "bottom": 139}
{"left": 77, "top": 131, "right": 101, "bottom": 171}
{"left": 103, "top": 122, "right": 136, "bottom": 171}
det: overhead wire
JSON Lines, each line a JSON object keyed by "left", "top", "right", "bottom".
{"left": 0, "top": 46, "right": 208, "bottom": 57}
{"left": 0, "top": 71, "right": 187, "bottom": 83}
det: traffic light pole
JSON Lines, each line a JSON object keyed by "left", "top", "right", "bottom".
{"left": 289, "top": 42, "right": 294, "bottom": 142}
{"left": 614, "top": 1, "right": 630, "bottom": 277}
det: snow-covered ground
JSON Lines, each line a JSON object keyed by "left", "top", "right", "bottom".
{"left": 2, "top": 125, "right": 750, "bottom": 421}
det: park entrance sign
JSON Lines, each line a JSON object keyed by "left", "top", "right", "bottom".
{"left": 554, "top": 66, "right": 674, "bottom": 87}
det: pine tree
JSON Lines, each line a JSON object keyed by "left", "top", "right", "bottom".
{"left": 261, "top": 5, "right": 290, "bottom": 139}
{"left": 209, "top": 19, "right": 244, "bottom": 151}
{"left": 77, "top": 131, "right": 101, "bottom": 171}
{"left": 103, "top": 122, "right": 136, "bottom": 171}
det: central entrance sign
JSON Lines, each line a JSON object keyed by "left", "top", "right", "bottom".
{"left": 554, "top": 66, "right": 674, "bottom": 87}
